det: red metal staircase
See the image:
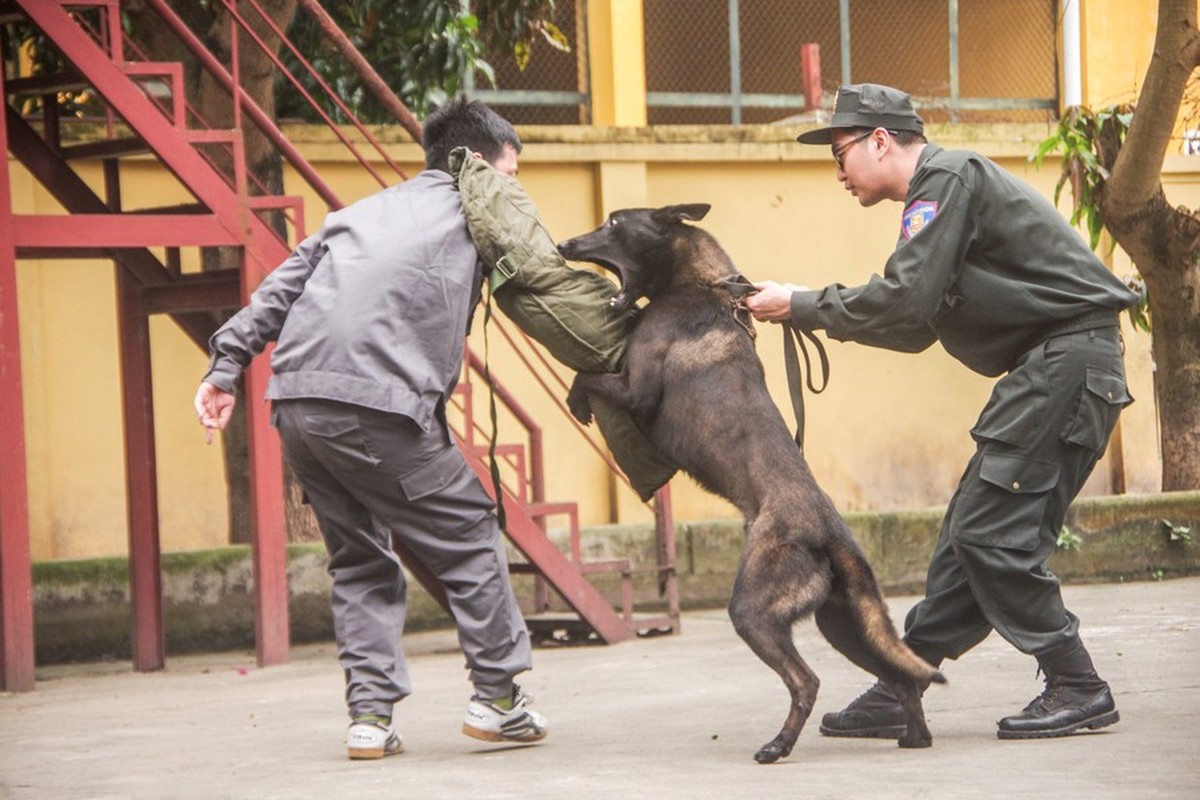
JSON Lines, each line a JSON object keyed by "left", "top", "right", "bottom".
{"left": 0, "top": 0, "right": 677, "bottom": 691}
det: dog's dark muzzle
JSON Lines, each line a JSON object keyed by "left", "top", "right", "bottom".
{"left": 556, "top": 238, "right": 588, "bottom": 261}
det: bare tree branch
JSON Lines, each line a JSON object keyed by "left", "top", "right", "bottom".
{"left": 1108, "top": 0, "right": 1200, "bottom": 213}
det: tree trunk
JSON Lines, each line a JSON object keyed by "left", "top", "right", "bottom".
{"left": 132, "top": 1, "right": 319, "bottom": 540}
{"left": 1146, "top": 245, "right": 1200, "bottom": 491}
{"left": 1110, "top": 190, "right": 1200, "bottom": 491}
{"left": 1101, "top": 0, "right": 1200, "bottom": 490}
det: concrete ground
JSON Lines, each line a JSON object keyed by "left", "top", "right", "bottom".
{"left": 2, "top": 577, "right": 1197, "bottom": 800}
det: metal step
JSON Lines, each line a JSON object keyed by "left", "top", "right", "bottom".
{"left": 3, "top": 70, "right": 87, "bottom": 96}
{"left": 524, "top": 613, "right": 678, "bottom": 646}
{"left": 60, "top": 136, "right": 150, "bottom": 159}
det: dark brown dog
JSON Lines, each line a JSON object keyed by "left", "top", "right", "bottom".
{"left": 558, "top": 203, "right": 945, "bottom": 763}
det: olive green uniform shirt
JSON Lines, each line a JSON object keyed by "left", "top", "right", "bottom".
{"left": 789, "top": 145, "right": 1136, "bottom": 375}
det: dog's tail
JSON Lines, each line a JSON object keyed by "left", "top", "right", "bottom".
{"left": 826, "top": 536, "right": 947, "bottom": 687}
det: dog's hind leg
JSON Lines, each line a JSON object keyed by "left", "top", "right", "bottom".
{"left": 814, "top": 593, "right": 893, "bottom": 677}
{"left": 815, "top": 594, "right": 933, "bottom": 749}
{"left": 730, "top": 605, "right": 819, "bottom": 764}
{"left": 889, "top": 680, "right": 933, "bottom": 749}
{"left": 728, "top": 552, "right": 826, "bottom": 764}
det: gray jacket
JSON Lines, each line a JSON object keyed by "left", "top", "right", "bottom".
{"left": 204, "top": 170, "right": 483, "bottom": 432}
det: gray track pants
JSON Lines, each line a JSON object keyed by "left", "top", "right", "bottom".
{"left": 903, "top": 325, "right": 1131, "bottom": 662}
{"left": 272, "top": 398, "right": 532, "bottom": 719}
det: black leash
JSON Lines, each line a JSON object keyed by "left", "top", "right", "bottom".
{"left": 781, "top": 322, "right": 829, "bottom": 450}
{"left": 480, "top": 282, "right": 506, "bottom": 532}
{"left": 720, "top": 275, "right": 830, "bottom": 450}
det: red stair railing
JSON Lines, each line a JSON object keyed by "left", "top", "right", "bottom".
{"left": 0, "top": 0, "right": 678, "bottom": 693}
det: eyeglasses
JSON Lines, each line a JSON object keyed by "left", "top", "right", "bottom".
{"left": 831, "top": 130, "right": 875, "bottom": 171}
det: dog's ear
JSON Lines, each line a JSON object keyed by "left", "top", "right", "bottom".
{"left": 654, "top": 203, "right": 711, "bottom": 225}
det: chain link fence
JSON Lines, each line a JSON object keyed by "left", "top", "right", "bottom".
{"left": 466, "top": 0, "right": 590, "bottom": 124}
{"left": 471, "top": 0, "right": 1060, "bottom": 125}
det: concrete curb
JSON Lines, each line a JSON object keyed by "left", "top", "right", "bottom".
{"left": 30, "top": 491, "right": 1199, "bottom": 665}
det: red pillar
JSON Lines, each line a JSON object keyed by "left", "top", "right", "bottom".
{"left": 0, "top": 70, "right": 36, "bottom": 692}
{"left": 801, "top": 43, "right": 822, "bottom": 111}
{"left": 116, "top": 270, "right": 165, "bottom": 671}
{"left": 241, "top": 256, "right": 289, "bottom": 667}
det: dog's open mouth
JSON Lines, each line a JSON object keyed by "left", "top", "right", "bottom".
{"left": 558, "top": 241, "right": 636, "bottom": 311}
{"left": 605, "top": 270, "right": 641, "bottom": 312}
{"left": 608, "top": 277, "right": 632, "bottom": 310}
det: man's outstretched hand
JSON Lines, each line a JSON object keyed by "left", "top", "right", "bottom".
{"left": 744, "top": 281, "right": 809, "bottom": 322}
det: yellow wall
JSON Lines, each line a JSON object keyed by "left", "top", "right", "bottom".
{"left": 10, "top": 119, "right": 1172, "bottom": 559}
{"left": 586, "top": 0, "right": 647, "bottom": 126}
{"left": 1081, "top": 0, "right": 1158, "bottom": 107}
{"left": 7, "top": 0, "right": 1177, "bottom": 560}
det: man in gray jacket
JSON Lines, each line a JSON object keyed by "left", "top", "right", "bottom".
{"left": 194, "top": 98, "right": 546, "bottom": 759}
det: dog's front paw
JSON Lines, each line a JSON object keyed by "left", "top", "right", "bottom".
{"left": 753, "top": 737, "right": 792, "bottom": 764}
{"left": 566, "top": 386, "right": 593, "bottom": 425}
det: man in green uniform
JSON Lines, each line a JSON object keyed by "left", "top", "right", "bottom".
{"left": 746, "top": 83, "right": 1135, "bottom": 740}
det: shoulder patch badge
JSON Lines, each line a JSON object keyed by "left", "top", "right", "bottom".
{"left": 901, "top": 200, "right": 938, "bottom": 240}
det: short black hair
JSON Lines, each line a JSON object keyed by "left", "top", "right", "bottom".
{"left": 422, "top": 97, "right": 522, "bottom": 172}
{"left": 846, "top": 127, "right": 926, "bottom": 147}
{"left": 840, "top": 127, "right": 931, "bottom": 148}
{"left": 888, "top": 129, "right": 927, "bottom": 147}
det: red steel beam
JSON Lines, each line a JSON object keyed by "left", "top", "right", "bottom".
{"left": 294, "top": 0, "right": 423, "bottom": 144}
{"left": 4, "top": 107, "right": 222, "bottom": 348}
{"left": 13, "top": 214, "right": 242, "bottom": 248}
{"left": 0, "top": 69, "right": 36, "bottom": 693}
{"left": 115, "top": 268, "right": 165, "bottom": 672}
{"left": 219, "top": 0, "right": 394, "bottom": 188}
{"left": 140, "top": 0, "right": 343, "bottom": 211}
{"left": 17, "top": 1, "right": 292, "bottom": 275}
{"left": 240, "top": 264, "right": 289, "bottom": 667}
{"left": 483, "top": 466, "right": 630, "bottom": 644}
{"left": 653, "top": 488, "right": 680, "bottom": 632}
{"left": 19, "top": 0, "right": 293, "bottom": 665}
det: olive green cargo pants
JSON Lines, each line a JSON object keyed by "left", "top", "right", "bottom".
{"left": 903, "top": 326, "right": 1131, "bottom": 662}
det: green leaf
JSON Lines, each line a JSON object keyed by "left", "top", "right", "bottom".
{"left": 1162, "top": 519, "right": 1193, "bottom": 544}
{"left": 540, "top": 20, "right": 571, "bottom": 51}
{"left": 1030, "top": 134, "right": 1062, "bottom": 166}
{"left": 1087, "top": 209, "right": 1104, "bottom": 250}
{"left": 514, "top": 39, "right": 531, "bottom": 70}
{"left": 1057, "top": 526, "right": 1083, "bottom": 551}
{"left": 475, "top": 60, "right": 497, "bottom": 88}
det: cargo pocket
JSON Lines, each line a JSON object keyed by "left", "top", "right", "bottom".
{"left": 954, "top": 453, "right": 1060, "bottom": 552}
{"left": 1061, "top": 366, "right": 1132, "bottom": 452}
{"left": 398, "top": 446, "right": 494, "bottom": 535}
{"left": 399, "top": 446, "right": 466, "bottom": 501}
{"left": 304, "top": 412, "right": 380, "bottom": 466}
{"left": 969, "top": 347, "right": 1048, "bottom": 448}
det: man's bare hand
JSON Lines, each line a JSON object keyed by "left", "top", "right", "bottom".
{"left": 194, "top": 381, "right": 236, "bottom": 444}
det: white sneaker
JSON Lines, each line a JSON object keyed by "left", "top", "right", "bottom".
{"left": 346, "top": 720, "right": 404, "bottom": 760}
{"left": 461, "top": 685, "right": 548, "bottom": 743}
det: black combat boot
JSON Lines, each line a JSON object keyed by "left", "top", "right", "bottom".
{"left": 997, "top": 637, "right": 1119, "bottom": 740}
{"left": 819, "top": 682, "right": 909, "bottom": 738}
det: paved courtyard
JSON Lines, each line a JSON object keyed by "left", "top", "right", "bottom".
{"left": 2, "top": 577, "right": 1197, "bottom": 799}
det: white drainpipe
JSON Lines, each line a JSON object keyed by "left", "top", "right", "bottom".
{"left": 1062, "top": 0, "right": 1083, "bottom": 108}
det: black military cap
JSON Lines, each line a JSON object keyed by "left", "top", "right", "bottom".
{"left": 796, "top": 83, "right": 925, "bottom": 145}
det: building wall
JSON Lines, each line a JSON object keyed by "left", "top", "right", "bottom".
{"left": 7, "top": 0, "right": 1180, "bottom": 560}
{"left": 11, "top": 118, "right": 1180, "bottom": 559}
{"left": 1081, "top": 0, "right": 1158, "bottom": 107}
